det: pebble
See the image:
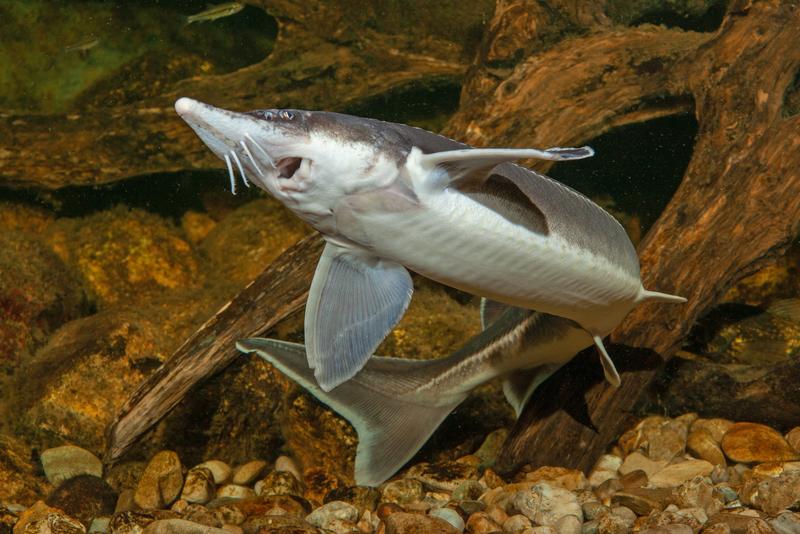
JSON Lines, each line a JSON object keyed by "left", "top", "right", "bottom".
{"left": 45, "top": 475, "right": 117, "bottom": 527}
{"left": 40, "top": 446, "right": 103, "bottom": 487}
{"left": 519, "top": 467, "right": 588, "bottom": 492}
{"left": 88, "top": 518, "right": 110, "bottom": 534}
{"left": 670, "top": 476, "right": 723, "bottom": 515}
{"left": 306, "top": 501, "right": 359, "bottom": 529}
{"left": 12, "top": 501, "right": 85, "bottom": 534}
{"left": 618, "top": 452, "right": 668, "bottom": 479}
{"left": 405, "top": 460, "right": 479, "bottom": 492}
{"left": 721, "top": 422, "right": 799, "bottom": 463}
{"left": 474, "top": 428, "right": 509, "bottom": 467}
{"left": 230, "top": 462, "right": 267, "bottom": 487}
{"left": 502, "top": 514, "right": 531, "bottom": 533}
{"left": 178, "top": 505, "right": 221, "bottom": 528}
{"left": 429, "top": 507, "right": 464, "bottom": 532}
{"left": 645, "top": 420, "right": 688, "bottom": 462}
{"left": 196, "top": 461, "right": 231, "bottom": 485}
{"left": 648, "top": 459, "right": 714, "bottom": 488}
{"left": 706, "top": 512, "right": 773, "bottom": 533}
{"left": 587, "top": 455, "right": 621, "bottom": 487}
{"left": 214, "top": 486, "right": 255, "bottom": 500}
{"left": 691, "top": 419, "right": 734, "bottom": 444}
{"left": 452, "top": 481, "right": 485, "bottom": 501}
{"left": 273, "top": 456, "right": 301, "bottom": 482}
{"left": 238, "top": 515, "right": 317, "bottom": 534}
{"left": 108, "top": 511, "right": 178, "bottom": 534}
{"left": 464, "top": 511, "right": 501, "bottom": 534}
{"left": 510, "top": 483, "right": 582, "bottom": 526}
{"left": 253, "top": 471, "right": 303, "bottom": 498}
{"left": 618, "top": 469, "right": 647, "bottom": 490}
{"left": 770, "top": 511, "right": 800, "bottom": 534}
{"left": 141, "top": 519, "right": 229, "bottom": 534}
{"left": 748, "top": 470, "right": 800, "bottom": 514}
{"left": 324, "top": 486, "right": 381, "bottom": 513}
{"left": 555, "top": 514, "right": 581, "bottom": 534}
{"left": 687, "top": 428, "right": 727, "bottom": 466}
{"left": 786, "top": 427, "right": 800, "bottom": 453}
{"left": 135, "top": 451, "right": 184, "bottom": 510}
{"left": 596, "top": 512, "right": 628, "bottom": 534}
{"left": 611, "top": 489, "right": 666, "bottom": 516}
{"left": 638, "top": 526, "right": 693, "bottom": 534}
{"left": 180, "top": 469, "right": 215, "bottom": 505}
{"left": 384, "top": 512, "right": 459, "bottom": 534}
{"left": 381, "top": 479, "right": 424, "bottom": 505}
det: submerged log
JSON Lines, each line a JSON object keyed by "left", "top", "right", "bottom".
{"left": 480, "top": 0, "right": 800, "bottom": 473}
{"left": 104, "top": 233, "right": 324, "bottom": 463}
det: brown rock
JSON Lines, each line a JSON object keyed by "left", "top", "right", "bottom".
{"left": 0, "top": 231, "right": 85, "bottom": 372}
{"left": 12, "top": 501, "right": 85, "bottom": 534}
{"left": 376, "top": 503, "right": 404, "bottom": 521}
{"left": 691, "top": 419, "right": 734, "bottom": 444}
{"left": 384, "top": 512, "right": 459, "bottom": 534}
{"left": 611, "top": 489, "right": 667, "bottom": 516}
{"left": 254, "top": 471, "right": 304, "bottom": 499}
{"left": 381, "top": 480, "right": 424, "bottom": 506}
{"left": 231, "top": 461, "right": 267, "bottom": 486}
{"left": 619, "top": 452, "right": 667, "bottom": 479}
{"left": 324, "top": 486, "right": 381, "bottom": 513}
{"left": 748, "top": 470, "right": 800, "bottom": 514}
{"left": 618, "top": 469, "right": 647, "bottom": 490}
{"left": 464, "top": 511, "right": 501, "bottom": 534}
{"left": 721, "top": 423, "right": 799, "bottom": 464}
{"left": 142, "top": 519, "right": 228, "bottom": 534}
{"left": 786, "top": 427, "right": 800, "bottom": 454}
{"left": 687, "top": 428, "right": 727, "bottom": 467}
{"left": 670, "top": 476, "right": 723, "bottom": 516}
{"left": 238, "top": 514, "right": 318, "bottom": 534}
{"left": 518, "top": 466, "right": 588, "bottom": 491}
{"left": 706, "top": 513, "right": 773, "bottom": 534}
{"left": 0, "top": 435, "right": 50, "bottom": 506}
{"left": 231, "top": 495, "right": 311, "bottom": 518}
{"left": 108, "top": 510, "right": 179, "bottom": 534}
{"left": 179, "top": 504, "right": 222, "bottom": 528}
{"left": 135, "top": 451, "right": 184, "bottom": 510}
{"left": 181, "top": 468, "right": 215, "bottom": 504}
{"left": 406, "top": 460, "right": 479, "bottom": 492}
{"left": 45, "top": 208, "right": 202, "bottom": 308}
{"left": 45, "top": 475, "right": 117, "bottom": 528}
{"left": 648, "top": 459, "right": 714, "bottom": 488}
{"left": 645, "top": 421, "right": 688, "bottom": 462}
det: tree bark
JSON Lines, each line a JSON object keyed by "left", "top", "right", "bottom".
{"left": 488, "top": 0, "right": 800, "bottom": 473}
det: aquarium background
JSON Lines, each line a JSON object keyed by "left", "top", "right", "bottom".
{"left": 1, "top": 0, "right": 799, "bottom": 531}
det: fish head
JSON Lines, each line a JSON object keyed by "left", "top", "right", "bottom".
{"left": 175, "top": 97, "right": 400, "bottom": 234}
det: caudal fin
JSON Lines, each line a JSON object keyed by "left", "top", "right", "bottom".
{"left": 236, "top": 338, "right": 466, "bottom": 487}
{"left": 637, "top": 288, "right": 688, "bottom": 304}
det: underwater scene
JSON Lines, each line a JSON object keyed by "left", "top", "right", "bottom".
{"left": 1, "top": 0, "right": 800, "bottom": 533}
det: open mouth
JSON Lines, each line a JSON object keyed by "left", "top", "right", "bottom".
{"left": 277, "top": 157, "right": 302, "bottom": 179}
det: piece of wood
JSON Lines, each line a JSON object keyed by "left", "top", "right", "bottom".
{"left": 103, "top": 233, "right": 324, "bottom": 463}
{"left": 489, "top": 0, "right": 800, "bottom": 473}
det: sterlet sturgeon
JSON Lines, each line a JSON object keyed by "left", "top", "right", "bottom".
{"left": 237, "top": 306, "right": 590, "bottom": 486}
{"left": 174, "top": 97, "right": 686, "bottom": 392}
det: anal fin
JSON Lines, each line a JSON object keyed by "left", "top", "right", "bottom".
{"left": 502, "top": 364, "right": 560, "bottom": 417}
{"left": 593, "top": 335, "right": 621, "bottom": 387}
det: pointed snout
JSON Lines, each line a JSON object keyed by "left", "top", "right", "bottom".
{"left": 174, "top": 97, "right": 200, "bottom": 118}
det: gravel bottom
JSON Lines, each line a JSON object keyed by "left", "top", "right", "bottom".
{"left": 4, "top": 413, "right": 800, "bottom": 534}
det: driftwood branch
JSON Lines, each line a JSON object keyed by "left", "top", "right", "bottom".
{"left": 494, "top": 0, "right": 800, "bottom": 473}
{"left": 104, "top": 234, "right": 324, "bottom": 463}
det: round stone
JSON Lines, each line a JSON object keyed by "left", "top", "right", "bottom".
{"left": 429, "top": 507, "right": 465, "bottom": 532}
{"left": 231, "top": 461, "right": 267, "bottom": 486}
{"left": 721, "top": 423, "right": 799, "bottom": 463}
{"left": 40, "top": 446, "right": 103, "bottom": 487}
{"left": 134, "top": 451, "right": 184, "bottom": 510}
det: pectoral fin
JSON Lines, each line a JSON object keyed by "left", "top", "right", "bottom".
{"left": 503, "top": 364, "right": 560, "bottom": 417}
{"left": 419, "top": 146, "right": 594, "bottom": 187}
{"left": 593, "top": 335, "right": 621, "bottom": 387}
{"left": 306, "top": 242, "right": 413, "bottom": 391}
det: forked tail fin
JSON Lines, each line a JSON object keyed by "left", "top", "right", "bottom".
{"left": 637, "top": 288, "right": 688, "bottom": 304}
{"left": 236, "top": 338, "right": 466, "bottom": 487}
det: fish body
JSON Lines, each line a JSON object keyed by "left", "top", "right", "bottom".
{"left": 238, "top": 306, "right": 592, "bottom": 486}
{"left": 185, "top": 2, "right": 244, "bottom": 24}
{"left": 174, "top": 97, "right": 685, "bottom": 391}
{"left": 64, "top": 38, "right": 100, "bottom": 54}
